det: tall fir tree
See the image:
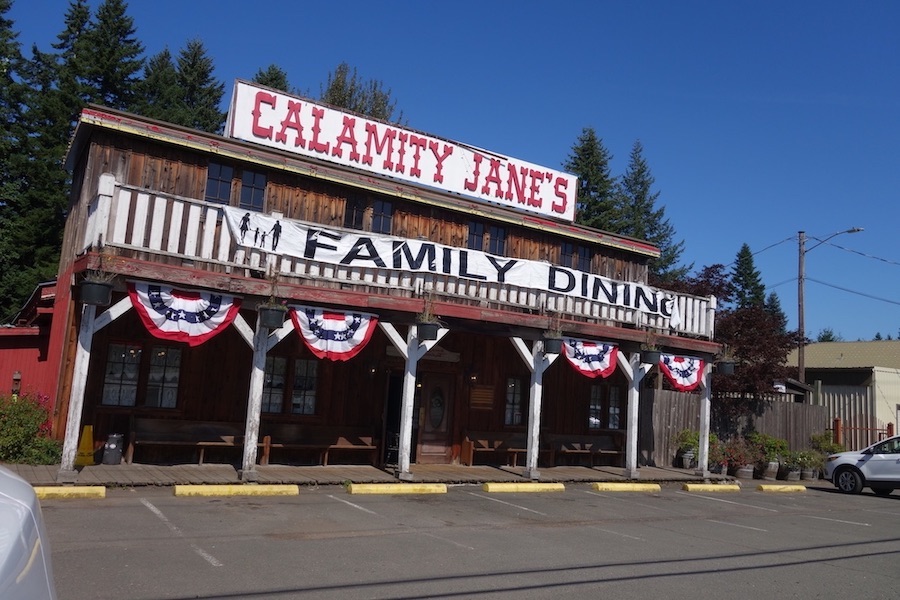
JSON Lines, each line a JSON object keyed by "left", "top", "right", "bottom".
{"left": 253, "top": 64, "right": 293, "bottom": 94}
{"left": 616, "top": 140, "right": 688, "bottom": 283}
{"left": 764, "top": 291, "right": 788, "bottom": 335}
{"left": 79, "top": 0, "right": 143, "bottom": 110}
{"left": 173, "top": 39, "right": 224, "bottom": 133}
{"left": 320, "top": 62, "right": 402, "bottom": 123}
{"left": 731, "top": 243, "right": 766, "bottom": 308}
{"left": 130, "top": 48, "right": 181, "bottom": 121}
{"left": 564, "top": 127, "right": 618, "bottom": 232}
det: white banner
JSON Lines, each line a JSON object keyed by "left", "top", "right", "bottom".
{"left": 224, "top": 207, "right": 680, "bottom": 325}
{"left": 227, "top": 80, "right": 577, "bottom": 222}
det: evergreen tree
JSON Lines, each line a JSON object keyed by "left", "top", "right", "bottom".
{"left": 816, "top": 328, "right": 842, "bottom": 342}
{"left": 764, "top": 291, "right": 788, "bottom": 334}
{"left": 79, "top": 0, "right": 143, "bottom": 109}
{"left": 616, "top": 140, "right": 688, "bottom": 283}
{"left": 564, "top": 127, "right": 617, "bottom": 232}
{"left": 130, "top": 48, "right": 181, "bottom": 121}
{"left": 173, "top": 39, "right": 224, "bottom": 133}
{"left": 253, "top": 64, "right": 292, "bottom": 94}
{"left": 731, "top": 243, "right": 765, "bottom": 309}
{"left": 320, "top": 61, "right": 402, "bottom": 122}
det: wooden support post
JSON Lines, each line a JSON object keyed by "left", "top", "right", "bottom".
{"left": 833, "top": 417, "right": 842, "bottom": 447}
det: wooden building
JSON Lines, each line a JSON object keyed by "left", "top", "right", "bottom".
{"left": 47, "top": 81, "right": 719, "bottom": 482}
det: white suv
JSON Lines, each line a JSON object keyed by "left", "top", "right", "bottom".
{"left": 824, "top": 434, "right": 900, "bottom": 495}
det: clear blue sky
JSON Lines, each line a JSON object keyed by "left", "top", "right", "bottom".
{"left": 11, "top": 1, "right": 900, "bottom": 341}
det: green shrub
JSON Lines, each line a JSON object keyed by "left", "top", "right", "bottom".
{"left": 747, "top": 432, "right": 789, "bottom": 462}
{"left": 675, "top": 429, "right": 700, "bottom": 454}
{"left": 0, "top": 393, "right": 61, "bottom": 465}
{"left": 810, "top": 432, "right": 844, "bottom": 455}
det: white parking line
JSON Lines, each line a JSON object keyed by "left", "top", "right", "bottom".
{"left": 801, "top": 515, "right": 871, "bottom": 527}
{"left": 327, "top": 494, "right": 378, "bottom": 515}
{"left": 592, "top": 527, "right": 644, "bottom": 541}
{"left": 468, "top": 492, "right": 547, "bottom": 515}
{"left": 675, "top": 491, "right": 779, "bottom": 512}
{"left": 707, "top": 519, "right": 768, "bottom": 532}
{"left": 140, "top": 498, "right": 223, "bottom": 567}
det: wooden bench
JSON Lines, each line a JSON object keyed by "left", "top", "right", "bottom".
{"left": 548, "top": 433, "right": 625, "bottom": 467}
{"left": 125, "top": 418, "right": 245, "bottom": 465}
{"left": 259, "top": 424, "right": 377, "bottom": 466}
{"left": 461, "top": 431, "right": 529, "bottom": 467}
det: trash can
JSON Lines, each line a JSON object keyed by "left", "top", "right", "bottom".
{"left": 102, "top": 434, "right": 124, "bottom": 465}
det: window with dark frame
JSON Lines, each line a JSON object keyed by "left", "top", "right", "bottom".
{"left": 371, "top": 199, "right": 393, "bottom": 234}
{"left": 101, "top": 342, "right": 181, "bottom": 408}
{"left": 261, "top": 357, "right": 318, "bottom": 415}
{"left": 562, "top": 241, "right": 592, "bottom": 271}
{"left": 344, "top": 195, "right": 366, "bottom": 230}
{"left": 262, "top": 356, "right": 287, "bottom": 413}
{"left": 205, "top": 162, "right": 233, "bottom": 204}
{"left": 504, "top": 377, "right": 525, "bottom": 426}
{"left": 467, "top": 222, "right": 485, "bottom": 251}
{"left": 588, "top": 384, "right": 623, "bottom": 430}
{"left": 292, "top": 359, "right": 318, "bottom": 415}
{"left": 239, "top": 169, "right": 267, "bottom": 212}
{"left": 488, "top": 225, "right": 506, "bottom": 255}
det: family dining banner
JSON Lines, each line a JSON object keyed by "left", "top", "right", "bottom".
{"left": 223, "top": 207, "right": 681, "bottom": 325}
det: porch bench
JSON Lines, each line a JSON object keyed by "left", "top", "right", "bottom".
{"left": 125, "top": 418, "right": 245, "bottom": 465}
{"left": 461, "top": 431, "right": 529, "bottom": 467}
{"left": 259, "top": 424, "right": 377, "bottom": 466}
{"left": 548, "top": 433, "right": 625, "bottom": 467}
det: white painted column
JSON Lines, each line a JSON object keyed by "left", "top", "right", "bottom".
{"left": 57, "top": 304, "right": 97, "bottom": 482}
{"left": 239, "top": 314, "right": 270, "bottom": 481}
{"left": 695, "top": 363, "right": 713, "bottom": 477}
{"left": 379, "top": 322, "right": 446, "bottom": 481}
{"left": 510, "top": 337, "right": 559, "bottom": 480}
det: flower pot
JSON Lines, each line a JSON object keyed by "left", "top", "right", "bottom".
{"left": 642, "top": 350, "right": 661, "bottom": 365}
{"left": 417, "top": 321, "right": 440, "bottom": 341}
{"left": 717, "top": 360, "right": 735, "bottom": 375}
{"left": 259, "top": 305, "right": 287, "bottom": 329}
{"left": 680, "top": 451, "right": 695, "bottom": 470}
{"left": 542, "top": 336, "right": 563, "bottom": 354}
{"left": 784, "top": 470, "right": 801, "bottom": 482}
{"left": 735, "top": 464, "right": 755, "bottom": 480}
{"left": 80, "top": 281, "right": 113, "bottom": 306}
{"left": 761, "top": 460, "right": 779, "bottom": 481}
{"left": 800, "top": 468, "right": 817, "bottom": 481}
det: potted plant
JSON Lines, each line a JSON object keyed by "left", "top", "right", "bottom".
{"left": 724, "top": 436, "right": 761, "bottom": 479}
{"left": 641, "top": 333, "right": 661, "bottom": 365}
{"left": 416, "top": 291, "right": 441, "bottom": 341}
{"left": 707, "top": 434, "right": 727, "bottom": 474}
{"left": 674, "top": 429, "right": 699, "bottom": 469}
{"left": 542, "top": 311, "right": 563, "bottom": 354}
{"left": 79, "top": 250, "right": 121, "bottom": 306}
{"left": 749, "top": 432, "right": 788, "bottom": 481}
{"left": 258, "top": 273, "right": 287, "bottom": 329}
{"left": 716, "top": 344, "right": 736, "bottom": 375}
{"left": 778, "top": 451, "right": 802, "bottom": 481}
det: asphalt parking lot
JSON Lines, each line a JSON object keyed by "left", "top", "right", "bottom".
{"left": 42, "top": 482, "right": 899, "bottom": 600}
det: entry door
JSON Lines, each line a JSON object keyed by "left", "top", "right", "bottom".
{"left": 416, "top": 373, "right": 454, "bottom": 464}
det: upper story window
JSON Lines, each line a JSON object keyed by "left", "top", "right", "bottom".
{"left": 467, "top": 222, "right": 485, "bottom": 251}
{"left": 561, "top": 242, "right": 592, "bottom": 271}
{"left": 372, "top": 199, "right": 393, "bottom": 234}
{"left": 488, "top": 225, "right": 506, "bottom": 256}
{"left": 344, "top": 195, "right": 366, "bottom": 230}
{"left": 205, "top": 162, "right": 233, "bottom": 204}
{"left": 239, "top": 170, "right": 267, "bottom": 211}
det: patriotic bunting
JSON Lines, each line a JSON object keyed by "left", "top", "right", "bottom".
{"left": 290, "top": 305, "right": 378, "bottom": 361}
{"left": 128, "top": 282, "right": 241, "bottom": 347}
{"left": 562, "top": 338, "right": 619, "bottom": 378}
{"left": 658, "top": 354, "right": 705, "bottom": 391}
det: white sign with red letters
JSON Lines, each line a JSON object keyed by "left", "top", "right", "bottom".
{"left": 227, "top": 80, "right": 577, "bottom": 222}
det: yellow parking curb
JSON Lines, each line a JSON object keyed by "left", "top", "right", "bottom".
{"left": 482, "top": 482, "right": 565, "bottom": 493}
{"left": 347, "top": 483, "right": 447, "bottom": 494}
{"left": 757, "top": 484, "right": 807, "bottom": 493}
{"left": 592, "top": 482, "right": 661, "bottom": 492}
{"left": 682, "top": 483, "right": 741, "bottom": 493}
{"left": 34, "top": 486, "right": 106, "bottom": 500}
{"left": 173, "top": 484, "right": 299, "bottom": 497}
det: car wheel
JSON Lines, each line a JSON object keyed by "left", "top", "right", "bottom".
{"left": 872, "top": 487, "right": 894, "bottom": 496}
{"left": 835, "top": 467, "right": 864, "bottom": 494}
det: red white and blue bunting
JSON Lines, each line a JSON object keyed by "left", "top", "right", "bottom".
{"left": 658, "top": 354, "right": 705, "bottom": 391}
{"left": 128, "top": 282, "right": 241, "bottom": 347}
{"left": 290, "top": 305, "right": 378, "bottom": 361}
{"left": 562, "top": 338, "right": 619, "bottom": 379}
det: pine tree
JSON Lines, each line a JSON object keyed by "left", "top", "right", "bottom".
{"left": 731, "top": 243, "right": 765, "bottom": 309}
{"left": 564, "top": 127, "right": 617, "bottom": 232}
{"left": 253, "top": 64, "right": 292, "bottom": 94}
{"left": 616, "top": 140, "right": 688, "bottom": 283}
{"left": 79, "top": 0, "right": 143, "bottom": 109}
{"left": 764, "top": 292, "right": 788, "bottom": 334}
{"left": 320, "top": 62, "right": 401, "bottom": 122}
{"left": 130, "top": 48, "right": 181, "bottom": 121}
{"left": 174, "top": 39, "right": 224, "bottom": 133}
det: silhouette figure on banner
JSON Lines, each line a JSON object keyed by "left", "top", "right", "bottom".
{"left": 239, "top": 212, "right": 251, "bottom": 242}
{"left": 270, "top": 220, "right": 282, "bottom": 250}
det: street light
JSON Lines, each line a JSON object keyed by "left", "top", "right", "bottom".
{"left": 797, "top": 227, "right": 863, "bottom": 383}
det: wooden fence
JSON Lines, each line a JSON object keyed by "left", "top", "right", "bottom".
{"left": 640, "top": 389, "right": 829, "bottom": 467}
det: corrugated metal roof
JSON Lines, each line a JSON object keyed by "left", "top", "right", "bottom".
{"left": 787, "top": 340, "right": 900, "bottom": 369}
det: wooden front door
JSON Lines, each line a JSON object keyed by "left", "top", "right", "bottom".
{"left": 416, "top": 373, "right": 454, "bottom": 464}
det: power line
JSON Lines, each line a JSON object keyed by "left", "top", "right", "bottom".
{"left": 819, "top": 241, "right": 900, "bottom": 267}
{"left": 806, "top": 277, "right": 900, "bottom": 307}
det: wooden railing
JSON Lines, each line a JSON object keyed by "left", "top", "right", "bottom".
{"left": 82, "top": 174, "right": 716, "bottom": 339}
